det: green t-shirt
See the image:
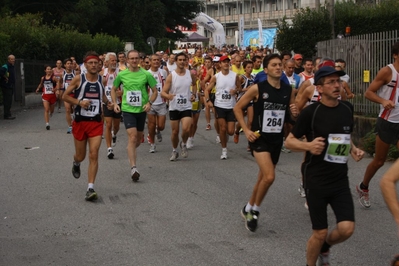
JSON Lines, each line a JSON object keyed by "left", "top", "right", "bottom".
{"left": 251, "top": 67, "right": 263, "bottom": 75}
{"left": 114, "top": 68, "right": 157, "bottom": 113}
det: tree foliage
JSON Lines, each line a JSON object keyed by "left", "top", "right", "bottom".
{"left": 1, "top": 0, "right": 203, "bottom": 54}
{"left": 276, "top": 0, "right": 399, "bottom": 57}
{"left": 276, "top": 7, "right": 332, "bottom": 58}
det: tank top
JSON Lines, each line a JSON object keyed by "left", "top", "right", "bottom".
{"left": 251, "top": 80, "right": 292, "bottom": 141}
{"left": 42, "top": 75, "right": 57, "bottom": 95}
{"left": 169, "top": 69, "right": 193, "bottom": 111}
{"left": 214, "top": 71, "right": 237, "bottom": 109}
{"left": 103, "top": 68, "right": 120, "bottom": 104}
{"left": 63, "top": 71, "right": 75, "bottom": 92}
{"left": 74, "top": 73, "right": 104, "bottom": 121}
{"left": 378, "top": 64, "right": 399, "bottom": 122}
{"left": 148, "top": 68, "right": 167, "bottom": 105}
{"left": 53, "top": 67, "right": 65, "bottom": 82}
{"left": 237, "top": 74, "right": 254, "bottom": 101}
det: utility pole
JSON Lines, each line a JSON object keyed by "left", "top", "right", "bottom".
{"left": 327, "top": 0, "right": 335, "bottom": 39}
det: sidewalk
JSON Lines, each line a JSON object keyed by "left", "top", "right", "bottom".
{"left": 0, "top": 92, "right": 42, "bottom": 118}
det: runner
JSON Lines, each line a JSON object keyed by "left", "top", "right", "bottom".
{"left": 61, "top": 58, "right": 75, "bottom": 134}
{"left": 356, "top": 41, "right": 399, "bottom": 208}
{"left": 161, "top": 52, "right": 197, "bottom": 161}
{"left": 103, "top": 52, "right": 122, "bottom": 159}
{"left": 206, "top": 55, "right": 240, "bottom": 159}
{"left": 111, "top": 50, "right": 158, "bottom": 181}
{"left": 147, "top": 54, "right": 168, "bottom": 153}
{"left": 234, "top": 54, "right": 298, "bottom": 232}
{"left": 285, "top": 66, "right": 364, "bottom": 266}
{"left": 35, "top": 65, "right": 59, "bottom": 130}
{"left": 62, "top": 51, "right": 111, "bottom": 201}
{"left": 53, "top": 60, "right": 65, "bottom": 112}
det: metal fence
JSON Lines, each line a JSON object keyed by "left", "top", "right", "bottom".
{"left": 317, "top": 30, "right": 399, "bottom": 116}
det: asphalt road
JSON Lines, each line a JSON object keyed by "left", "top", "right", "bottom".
{"left": 0, "top": 106, "right": 398, "bottom": 266}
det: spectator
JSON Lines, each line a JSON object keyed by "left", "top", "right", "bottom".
{"left": 1, "top": 55, "right": 16, "bottom": 120}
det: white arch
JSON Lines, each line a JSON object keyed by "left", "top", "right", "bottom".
{"left": 192, "top": 12, "right": 226, "bottom": 49}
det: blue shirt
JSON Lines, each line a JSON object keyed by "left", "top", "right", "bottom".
{"left": 253, "top": 71, "right": 289, "bottom": 85}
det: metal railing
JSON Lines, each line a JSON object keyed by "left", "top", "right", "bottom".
{"left": 317, "top": 30, "right": 398, "bottom": 116}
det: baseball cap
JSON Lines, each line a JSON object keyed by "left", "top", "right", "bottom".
{"left": 220, "top": 55, "right": 230, "bottom": 62}
{"left": 293, "top": 54, "right": 303, "bottom": 60}
{"left": 314, "top": 66, "right": 346, "bottom": 85}
{"left": 213, "top": 56, "right": 220, "bottom": 62}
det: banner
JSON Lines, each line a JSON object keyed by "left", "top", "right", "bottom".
{"left": 258, "top": 18, "right": 264, "bottom": 47}
{"left": 239, "top": 17, "right": 244, "bottom": 48}
{"left": 243, "top": 28, "right": 277, "bottom": 48}
{"left": 192, "top": 12, "right": 226, "bottom": 49}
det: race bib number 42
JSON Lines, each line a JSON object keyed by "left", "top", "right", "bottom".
{"left": 324, "top": 133, "right": 351, "bottom": 164}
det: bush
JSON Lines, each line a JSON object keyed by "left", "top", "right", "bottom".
{"left": 0, "top": 14, "right": 125, "bottom": 62}
{"left": 361, "top": 127, "right": 399, "bottom": 160}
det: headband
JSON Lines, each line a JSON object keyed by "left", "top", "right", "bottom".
{"left": 84, "top": 55, "right": 100, "bottom": 63}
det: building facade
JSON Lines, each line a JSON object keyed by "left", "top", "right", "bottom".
{"left": 201, "top": 0, "right": 324, "bottom": 45}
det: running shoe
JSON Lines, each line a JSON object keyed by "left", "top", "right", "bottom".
{"left": 298, "top": 183, "right": 306, "bottom": 198}
{"left": 187, "top": 137, "right": 193, "bottom": 149}
{"left": 281, "top": 145, "right": 291, "bottom": 153}
{"left": 245, "top": 210, "right": 259, "bottom": 232}
{"left": 131, "top": 167, "right": 140, "bottom": 182}
{"left": 85, "top": 188, "right": 98, "bottom": 201}
{"left": 107, "top": 148, "right": 114, "bottom": 159}
{"left": 112, "top": 133, "right": 117, "bottom": 147}
{"left": 156, "top": 130, "right": 162, "bottom": 142}
{"left": 240, "top": 205, "right": 248, "bottom": 220}
{"left": 170, "top": 151, "right": 179, "bottom": 161}
{"left": 72, "top": 163, "right": 80, "bottom": 179}
{"left": 67, "top": 126, "right": 72, "bottom": 134}
{"left": 46, "top": 124, "right": 50, "bottom": 130}
{"left": 180, "top": 142, "right": 188, "bottom": 158}
{"left": 206, "top": 124, "right": 211, "bottom": 130}
{"left": 216, "top": 135, "right": 221, "bottom": 144}
{"left": 356, "top": 183, "right": 370, "bottom": 208}
{"left": 149, "top": 144, "right": 156, "bottom": 153}
{"left": 220, "top": 149, "right": 227, "bottom": 160}
{"left": 317, "top": 251, "right": 330, "bottom": 266}
{"left": 234, "top": 133, "right": 239, "bottom": 144}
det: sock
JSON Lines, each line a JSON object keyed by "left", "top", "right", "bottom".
{"left": 173, "top": 148, "right": 176, "bottom": 152}
{"left": 360, "top": 182, "right": 368, "bottom": 190}
{"left": 88, "top": 183, "right": 94, "bottom": 190}
{"left": 46, "top": 123, "right": 49, "bottom": 126}
{"left": 73, "top": 161, "right": 80, "bottom": 166}
{"left": 252, "top": 204, "right": 260, "bottom": 212}
{"left": 222, "top": 148, "right": 227, "bottom": 152}
{"left": 131, "top": 166, "right": 136, "bottom": 169}
{"left": 245, "top": 203, "right": 252, "bottom": 213}
{"left": 108, "top": 147, "right": 112, "bottom": 150}
{"left": 320, "top": 241, "right": 331, "bottom": 253}
{"left": 182, "top": 142, "right": 186, "bottom": 147}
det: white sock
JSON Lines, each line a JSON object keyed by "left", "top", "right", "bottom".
{"left": 88, "top": 183, "right": 94, "bottom": 190}
{"left": 252, "top": 204, "right": 260, "bottom": 212}
{"left": 245, "top": 203, "right": 252, "bottom": 213}
{"left": 222, "top": 148, "right": 227, "bottom": 152}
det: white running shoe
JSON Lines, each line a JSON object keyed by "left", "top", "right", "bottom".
{"left": 220, "top": 148, "right": 227, "bottom": 160}
{"left": 298, "top": 183, "right": 306, "bottom": 198}
{"left": 149, "top": 144, "right": 156, "bottom": 153}
{"left": 170, "top": 151, "right": 179, "bottom": 161}
{"left": 187, "top": 137, "right": 194, "bottom": 149}
{"left": 180, "top": 142, "right": 188, "bottom": 158}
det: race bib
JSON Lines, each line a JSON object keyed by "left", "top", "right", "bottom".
{"left": 262, "top": 110, "right": 285, "bottom": 133}
{"left": 324, "top": 133, "right": 351, "bottom": 164}
{"left": 80, "top": 99, "right": 100, "bottom": 117}
{"left": 126, "top": 91, "right": 142, "bottom": 106}
{"left": 176, "top": 94, "right": 188, "bottom": 106}
{"left": 44, "top": 84, "right": 53, "bottom": 94}
{"left": 216, "top": 90, "right": 232, "bottom": 102}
